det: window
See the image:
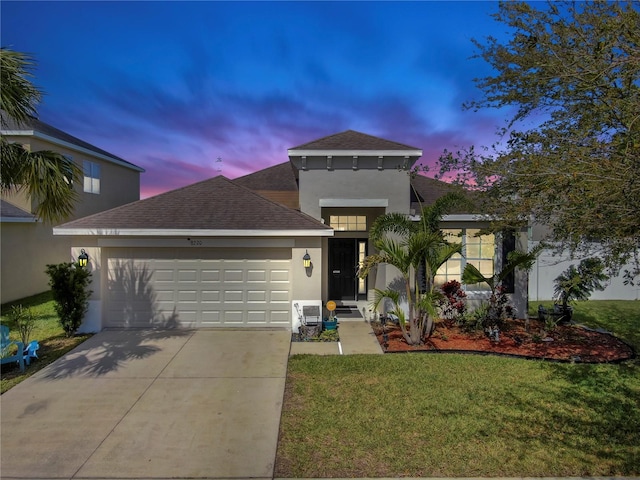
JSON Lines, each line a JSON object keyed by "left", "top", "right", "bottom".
{"left": 435, "top": 228, "right": 495, "bottom": 291}
{"left": 358, "top": 240, "right": 367, "bottom": 295}
{"left": 329, "top": 215, "right": 366, "bottom": 231}
{"left": 83, "top": 161, "right": 100, "bottom": 194}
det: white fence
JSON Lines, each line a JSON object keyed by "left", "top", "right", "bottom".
{"left": 528, "top": 242, "right": 640, "bottom": 301}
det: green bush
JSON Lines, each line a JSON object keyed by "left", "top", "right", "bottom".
{"left": 8, "top": 304, "right": 36, "bottom": 345}
{"left": 45, "top": 262, "right": 92, "bottom": 337}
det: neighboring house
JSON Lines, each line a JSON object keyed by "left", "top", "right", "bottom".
{"left": 1, "top": 112, "right": 144, "bottom": 303}
{"left": 528, "top": 226, "right": 640, "bottom": 301}
{"left": 53, "top": 130, "right": 528, "bottom": 332}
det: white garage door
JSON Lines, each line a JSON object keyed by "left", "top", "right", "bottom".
{"left": 105, "top": 248, "right": 291, "bottom": 328}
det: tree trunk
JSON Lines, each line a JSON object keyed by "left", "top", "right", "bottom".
{"left": 424, "top": 315, "right": 434, "bottom": 339}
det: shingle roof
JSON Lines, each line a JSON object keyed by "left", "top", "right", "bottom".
{"left": 1, "top": 111, "right": 143, "bottom": 172}
{"left": 0, "top": 200, "right": 36, "bottom": 220}
{"left": 410, "top": 174, "right": 480, "bottom": 213}
{"left": 290, "top": 130, "right": 420, "bottom": 151}
{"left": 56, "top": 176, "right": 330, "bottom": 232}
{"left": 234, "top": 161, "right": 298, "bottom": 191}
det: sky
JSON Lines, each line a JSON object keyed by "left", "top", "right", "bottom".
{"left": 1, "top": 1, "right": 514, "bottom": 199}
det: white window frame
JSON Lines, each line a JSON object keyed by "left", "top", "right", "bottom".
{"left": 329, "top": 215, "right": 367, "bottom": 232}
{"left": 435, "top": 228, "right": 496, "bottom": 291}
{"left": 83, "top": 161, "right": 101, "bottom": 194}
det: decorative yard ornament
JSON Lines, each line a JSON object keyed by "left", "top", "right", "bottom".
{"left": 78, "top": 249, "right": 89, "bottom": 268}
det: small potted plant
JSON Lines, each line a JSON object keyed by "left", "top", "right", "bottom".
{"left": 323, "top": 300, "right": 338, "bottom": 330}
{"left": 322, "top": 315, "right": 338, "bottom": 331}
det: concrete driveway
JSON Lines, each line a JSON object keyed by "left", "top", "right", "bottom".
{"left": 1, "top": 328, "right": 291, "bottom": 480}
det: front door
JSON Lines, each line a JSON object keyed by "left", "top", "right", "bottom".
{"left": 329, "top": 238, "right": 359, "bottom": 301}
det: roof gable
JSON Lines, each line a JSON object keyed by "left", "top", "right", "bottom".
{"left": 0, "top": 200, "right": 37, "bottom": 222}
{"left": 55, "top": 176, "right": 330, "bottom": 234}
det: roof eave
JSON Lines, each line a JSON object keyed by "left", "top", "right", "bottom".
{"left": 288, "top": 149, "right": 422, "bottom": 158}
{"left": 53, "top": 228, "right": 334, "bottom": 237}
{"left": 1, "top": 129, "right": 145, "bottom": 173}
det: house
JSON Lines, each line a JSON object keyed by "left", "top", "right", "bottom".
{"left": 1, "top": 112, "right": 144, "bottom": 303}
{"left": 53, "top": 130, "right": 528, "bottom": 332}
{"left": 528, "top": 229, "right": 640, "bottom": 302}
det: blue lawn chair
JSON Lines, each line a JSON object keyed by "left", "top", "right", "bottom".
{"left": 0, "top": 325, "right": 25, "bottom": 372}
{"left": 23, "top": 340, "right": 40, "bottom": 366}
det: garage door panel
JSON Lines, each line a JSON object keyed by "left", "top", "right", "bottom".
{"left": 247, "top": 290, "right": 267, "bottom": 302}
{"left": 223, "top": 311, "right": 244, "bottom": 324}
{"left": 155, "top": 290, "right": 175, "bottom": 302}
{"left": 269, "top": 310, "right": 290, "bottom": 324}
{"left": 247, "top": 311, "right": 267, "bottom": 323}
{"left": 201, "top": 290, "right": 221, "bottom": 302}
{"left": 178, "top": 270, "right": 198, "bottom": 282}
{"left": 223, "top": 290, "right": 244, "bottom": 302}
{"left": 106, "top": 250, "right": 291, "bottom": 328}
{"left": 154, "top": 270, "right": 175, "bottom": 282}
{"left": 247, "top": 270, "right": 267, "bottom": 282}
{"left": 178, "top": 290, "right": 198, "bottom": 302}
{"left": 270, "top": 270, "right": 290, "bottom": 283}
{"left": 224, "top": 269, "right": 244, "bottom": 282}
{"left": 201, "top": 270, "right": 221, "bottom": 282}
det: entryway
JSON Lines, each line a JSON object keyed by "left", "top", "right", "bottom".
{"left": 328, "top": 238, "right": 367, "bottom": 301}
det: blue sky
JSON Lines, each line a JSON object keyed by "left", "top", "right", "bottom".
{"left": 1, "top": 1, "right": 511, "bottom": 198}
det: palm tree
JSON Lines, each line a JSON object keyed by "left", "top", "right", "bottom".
{"left": 360, "top": 192, "right": 467, "bottom": 346}
{"left": 1, "top": 47, "right": 80, "bottom": 223}
{"left": 553, "top": 257, "right": 609, "bottom": 314}
{"left": 461, "top": 246, "right": 540, "bottom": 327}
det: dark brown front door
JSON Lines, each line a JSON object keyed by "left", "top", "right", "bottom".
{"left": 328, "top": 238, "right": 357, "bottom": 301}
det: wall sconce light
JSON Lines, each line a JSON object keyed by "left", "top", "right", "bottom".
{"left": 78, "top": 249, "right": 89, "bottom": 268}
{"left": 303, "top": 250, "right": 311, "bottom": 268}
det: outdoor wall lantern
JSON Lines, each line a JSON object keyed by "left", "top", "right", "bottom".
{"left": 78, "top": 249, "right": 89, "bottom": 268}
{"left": 303, "top": 250, "right": 311, "bottom": 268}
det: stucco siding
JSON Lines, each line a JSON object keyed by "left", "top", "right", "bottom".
{"left": 0, "top": 222, "right": 71, "bottom": 303}
{"left": 1, "top": 133, "right": 140, "bottom": 302}
{"left": 299, "top": 169, "right": 411, "bottom": 220}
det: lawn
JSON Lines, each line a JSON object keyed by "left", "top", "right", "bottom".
{"left": 2, "top": 293, "right": 639, "bottom": 475}
{"left": 275, "top": 300, "right": 640, "bottom": 477}
{"left": 1, "top": 291, "right": 91, "bottom": 394}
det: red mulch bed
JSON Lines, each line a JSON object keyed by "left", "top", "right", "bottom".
{"left": 374, "top": 318, "right": 635, "bottom": 363}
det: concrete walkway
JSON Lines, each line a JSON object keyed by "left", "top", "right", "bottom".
{"left": 289, "top": 319, "right": 383, "bottom": 356}
{"left": 1, "top": 328, "right": 290, "bottom": 480}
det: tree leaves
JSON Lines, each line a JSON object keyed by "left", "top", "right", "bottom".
{"left": 440, "top": 1, "right": 640, "bottom": 277}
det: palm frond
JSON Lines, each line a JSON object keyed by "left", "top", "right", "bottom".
{"left": 0, "top": 48, "right": 42, "bottom": 127}
{"left": 21, "top": 150, "right": 81, "bottom": 223}
{"left": 371, "top": 288, "right": 406, "bottom": 326}
{"left": 462, "top": 262, "right": 494, "bottom": 290}
{"left": 419, "top": 191, "right": 471, "bottom": 233}
{"left": 369, "top": 212, "right": 415, "bottom": 243}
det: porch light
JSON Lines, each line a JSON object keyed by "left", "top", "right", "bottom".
{"left": 303, "top": 250, "right": 311, "bottom": 268}
{"left": 78, "top": 249, "right": 89, "bottom": 268}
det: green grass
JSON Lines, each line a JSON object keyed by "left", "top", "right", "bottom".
{"left": 531, "top": 299, "right": 640, "bottom": 349}
{"left": 276, "top": 300, "right": 640, "bottom": 477}
{"left": 3, "top": 294, "right": 639, "bottom": 474}
{"left": 1, "top": 291, "right": 91, "bottom": 393}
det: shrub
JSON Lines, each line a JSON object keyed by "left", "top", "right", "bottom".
{"left": 485, "top": 285, "right": 513, "bottom": 328}
{"left": 554, "top": 257, "right": 609, "bottom": 310}
{"left": 438, "top": 280, "right": 467, "bottom": 323}
{"left": 8, "top": 304, "right": 36, "bottom": 345}
{"left": 460, "top": 303, "right": 488, "bottom": 332}
{"left": 45, "top": 262, "right": 92, "bottom": 337}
